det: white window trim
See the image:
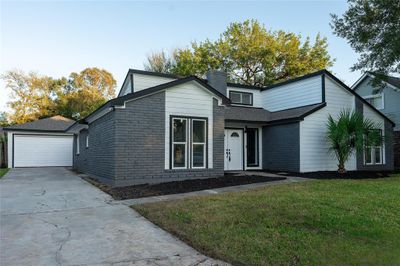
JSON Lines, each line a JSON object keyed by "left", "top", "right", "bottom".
{"left": 229, "top": 91, "right": 253, "bottom": 106}
{"left": 364, "top": 130, "right": 385, "bottom": 165}
{"left": 363, "top": 93, "right": 384, "bottom": 110}
{"left": 76, "top": 134, "right": 80, "bottom": 155}
{"left": 86, "top": 135, "right": 89, "bottom": 148}
{"left": 172, "top": 118, "right": 188, "bottom": 170}
{"left": 191, "top": 119, "right": 207, "bottom": 169}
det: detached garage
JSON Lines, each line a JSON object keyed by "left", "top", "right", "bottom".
{"left": 4, "top": 116, "right": 75, "bottom": 168}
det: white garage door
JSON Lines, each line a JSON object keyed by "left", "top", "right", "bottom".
{"left": 14, "top": 135, "right": 73, "bottom": 167}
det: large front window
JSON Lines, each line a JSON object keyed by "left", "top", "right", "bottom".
{"left": 171, "top": 117, "right": 207, "bottom": 169}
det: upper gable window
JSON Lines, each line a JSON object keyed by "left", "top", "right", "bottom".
{"left": 363, "top": 94, "right": 384, "bottom": 110}
{"left": 229, "top": 91, "right": 253, "bottom": 106}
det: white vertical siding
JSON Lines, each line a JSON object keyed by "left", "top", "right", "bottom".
{"left": 226, "top": 87, "right": 262, "bottom": 108}
{"left": 261, "top": 75, "right": 322, "bottom": 111}
{"left": 300, "top": 77, "right": 357, "bottom": 172}
{"left": 134, "top": 74, "right": 176, "bottom": 92}
{"left": 165, "top": 82, "right": 215, "bottom": 169}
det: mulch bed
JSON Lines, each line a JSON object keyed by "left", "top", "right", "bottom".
{"left": 81, "top": 174, "right": 286, "bottom": 200}
{"left": 274, "top": 170, "right": 395, "bottom": 179}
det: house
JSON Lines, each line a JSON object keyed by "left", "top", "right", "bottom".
{"left": 4, "top": 116, "right": 75, "bottom": 167}
{"left": 4, "top": 69, "right": 394, "bottom": 185}
{"left": 352, "top": 73, "right": 400, "bottom": 169}
{"left": 63, "top": 69, "right": 394, "bottom": 187}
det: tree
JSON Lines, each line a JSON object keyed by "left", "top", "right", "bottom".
{"left": 55, "top": 68, "right": 116, "bottom": 119}
{"left": 1, "top": 70, "right": 64, "bottom": 124}
{"left": 327, "top": 109, "right": 383, "bottom": 173}
{"left": 144, "top": 19, "right": 334, "bottom": 86}
{"left": 331, "top": 0, "right": 400, "bottom": 77}
{"left": 144, "top": 50, "right": 176, "bottom": 73}
{"left": 2, "top": 68, "right": 116, "bottom": 124}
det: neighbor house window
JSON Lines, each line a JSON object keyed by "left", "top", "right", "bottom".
{"left": 364, "top": 129, "right": 383, "bottom": 165}
{"left": 229, "top": 91, "right": 253, "bottom": 106}
{"left": 171, "top": 117, "right": 207, "bottom": 169}
{"left": 76, "top": 134, "right": 80, "bottom": 155}
{"left": 86, "top": 135, "right": 89, "bottom": 148}
{"left": 363, "top": 94, "right": 384, "bottom": 110}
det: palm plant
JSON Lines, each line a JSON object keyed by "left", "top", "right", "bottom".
{"left": 327, "top": 109, "right": 383, "bottom": 173}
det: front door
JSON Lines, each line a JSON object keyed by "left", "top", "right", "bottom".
{"left": 224, "top": 129, "right": 243, "bottom": 170}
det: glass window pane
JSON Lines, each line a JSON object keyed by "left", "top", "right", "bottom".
{"left": 242, "top": 93, "right": 252, "bottom": 105}
{"left": 193, "top": 120, "right": 205, "bottom": 143}
{"left": 193, "top": 144, "right": 204, "bottom": 167}
{"left": 173, "top": 119, "right": 186, "bottom": 142}
{"left": 364, "top": 147, "right": 372, "bottom": 164}
{"left": 371, "top": 96, "right": 383, "bottom": 109}
{"left": 173, "top": 144, "right": 186, "bottom": 167}
{"left": 230, "top": 92, "right": 241, "bottom": 103}
{"left": 374, "top": 147, "right": 381, "bottom": 164}
{"left": 246, "top": 129, "right": 258, "bottom": 166}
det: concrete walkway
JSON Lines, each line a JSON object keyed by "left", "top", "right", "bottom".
{"left": 114, "top": 172, "right": 308, "bottom": 206}
{"left": 0, "top": 168, "right": 228, "bottom": 266}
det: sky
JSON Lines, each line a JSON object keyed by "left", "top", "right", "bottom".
{"left": 0, "top": 0, "right": 362, "bottom": 112}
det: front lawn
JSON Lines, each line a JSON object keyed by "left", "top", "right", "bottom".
{"left": 0, "top": 168, "right": 9, "bottom": 178}
{"left": 134, "top": 174, "right": 400, "bottom": 265}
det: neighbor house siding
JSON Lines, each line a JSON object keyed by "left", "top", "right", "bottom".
{"left": 73, "top": 111, "right": 116, "bottom": 184}
{"left": 262, "top": 122, "right": 300, "bottom": 172}
{"left": 355, "top": 76, "right": 400, "bottom": 131}
{"left": 133, "top": 73, "right": 176, "bottom": 93}
{"left": 300, "top": 77, "right": 357, "bottom": 172}
{"left": 227, "top": 86, "right": 262, "bottom": 108}
{"left": 261, "top": 75, "right": 322, "bottom": 111}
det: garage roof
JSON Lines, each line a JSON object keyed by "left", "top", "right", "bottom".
{"left": 4, "top": 115, "right": 75, "bottom": 132}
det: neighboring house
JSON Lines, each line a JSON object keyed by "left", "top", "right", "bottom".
{"left": 352, "top": 73, "right": 400, "bottom": 169}
{"left": 61, "top": 69, "right": 394, "bottom": 187}
{"left": 4, "top": 116, "right": 75, "bottom": 167}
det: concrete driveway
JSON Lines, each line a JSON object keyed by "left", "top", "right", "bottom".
{"left": 0, "top": 168, "right": 226, "bottom": 266}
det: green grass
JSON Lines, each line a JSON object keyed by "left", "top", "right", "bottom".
{"left": 0, "top": 168, "right": 9, "bottom": 178}
{"left": 134, "top": 175, "right": 400, "bottom": 266}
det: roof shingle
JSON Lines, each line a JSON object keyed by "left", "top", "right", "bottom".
{"left": 4, "top": 115, "right": 75, "bottom": 132}
{"left": 225, "top": 103, "right": 326, "bottom": 124}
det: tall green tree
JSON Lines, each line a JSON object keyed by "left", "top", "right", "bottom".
{"left": 327, "top": 109, "right": 383, "bottom": 173}
{"left": 55, "top": 68, "right": 116, "bottom": 119}
{"left": 145, "top": 20, "right": 334, "bottom": 86}
{"left": 1, "top": 70, "right": 64, "bottom": 124}
{"left": 2, "top": 68, "right": 116, "bottom": 124}
{"left": 331, "top": 0, "right": 400, "bottom": 76}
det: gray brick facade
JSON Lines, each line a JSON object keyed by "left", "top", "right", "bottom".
{"left": 262, "top": 122, "right": 300, "bottom": 172}
{"left": 74, "top": 93, "right": 225, "bottom": 187}
{"left": 73, "top": 111, "right": 116, "bottom": 185}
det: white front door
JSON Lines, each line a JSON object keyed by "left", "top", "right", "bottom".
{"left": 224, "top": 129, "right": 243, "bottom": 171}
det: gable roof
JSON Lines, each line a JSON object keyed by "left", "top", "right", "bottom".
{"left": 4, "top": 115, "right": 75, "bottom": 132}
{"left": 118, "top": 69, "right": 180, "bottom": 97}
{"left": 251, "top": 69, "right": 395, "bottom": 127}
{"left": 225, "top": 102, "right": 326, "bottom": 124}
{"left": 82, "top": 76, "right": 231, "bottom": 124}
{"left": 352, "top": 72, "right": 400, "bottom": 91}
